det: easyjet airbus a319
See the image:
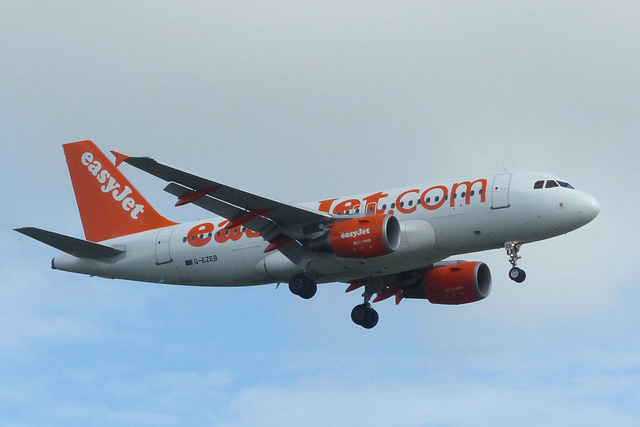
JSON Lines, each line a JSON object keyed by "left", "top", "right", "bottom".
{"left": 16, "top": 140, "right": 600, "bottom": 328}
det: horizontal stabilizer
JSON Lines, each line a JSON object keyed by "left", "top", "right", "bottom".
{"left": 15, "top": 227, "right": 124, "bottom": 259}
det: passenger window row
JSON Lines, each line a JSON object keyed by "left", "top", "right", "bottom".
{"left": 342, "top": 189, "right": 485, "bottom": 214}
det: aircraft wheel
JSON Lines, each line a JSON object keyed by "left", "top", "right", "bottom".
{"left": 351, "top": 304, "right": 368, "bottom": 326}
{"left": 298, "top": 281, "right": 317, "bottom": 299}
{"left": 351, "top": 303, "right": 379, "bottom": 329}
{"left": 288, "top": 275, "right": 304, "bottom": 296}
{"left": 362, "top": 308, "right": 379, "bottom": 329}
{"left": 509, "top": 267, "right": 526, "bottom": 283}
{"left": 288, "top": 273, "right": 317, "bottom": 299}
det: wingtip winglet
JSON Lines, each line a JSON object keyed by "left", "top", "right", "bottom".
{"left": 110, "top": 150, "right": 129, "bottom": 168}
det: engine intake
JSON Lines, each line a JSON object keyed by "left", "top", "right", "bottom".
{"left": 309, "top": 214, "right": 401, "bottom": 258}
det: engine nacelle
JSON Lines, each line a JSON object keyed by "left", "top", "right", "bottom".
{"left": 309, "top": 214, "right": 401, "bottom": 258}
{"left": 404, "top": 261, "right": 492, "bottom": 305}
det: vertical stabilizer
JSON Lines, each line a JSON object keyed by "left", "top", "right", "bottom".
{"left": 63, "top": 140, "right": 176, "bottom": 242}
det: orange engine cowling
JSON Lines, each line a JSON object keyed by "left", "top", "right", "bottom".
{"left": 403, "top": 262, "right": 492, "bottom": 305}
{"left": 309, "top": 214, "right": 401, "bottom": 258}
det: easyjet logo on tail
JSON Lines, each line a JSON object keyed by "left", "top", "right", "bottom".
{"left": 81, "top": 152, "right": 145, "bottom": 219}
{"left": 63, "top": 140, "right": 176, "bottom": 242}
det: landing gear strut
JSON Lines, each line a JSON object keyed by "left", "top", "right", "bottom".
{"left": 350, "top": 279, "right": 381, "bottom": 329}
{"left": 505, "top": 242, "right": 526, "bottom": 283}
{"left": 288, "top": 273, "right": 317, "bottom": 299}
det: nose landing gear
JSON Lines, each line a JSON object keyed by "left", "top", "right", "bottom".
{"left": 505, "top": 242, "right": 526, "bottom": 283}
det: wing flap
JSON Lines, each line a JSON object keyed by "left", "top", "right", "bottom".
{"left": 164, "top": 182, "right": 277, "bottom": 235}
{"left": 15, "top": 227, "right": 125, "bottom": 259}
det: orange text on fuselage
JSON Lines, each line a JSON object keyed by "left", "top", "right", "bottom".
{"left": 317, "top": 179, "right": 487, "bottom": 215}
{"left": 186, "top": 219, "right": 261, "bottom": 247}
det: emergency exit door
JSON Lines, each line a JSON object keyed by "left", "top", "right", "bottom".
{"left": 155, "top": 228, "right": 174, "bottom": 265}
{"left": 491, "top": 174, "right": 512, "bottom": 209}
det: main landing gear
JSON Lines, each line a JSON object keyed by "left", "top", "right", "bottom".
{"left": 288, "top": 272, "right": 380, "bottom": 329}
{"left": 350, "top": 278, "right": 381, "bottom": 329}
{"left": 351, "top": 303, "right": 379, "bottom": 329}
{"left": 505, "top": 241, "right": 526, "bottom": 283}
{"left": 288, "top": 273, "right": 317, "bottom": 299}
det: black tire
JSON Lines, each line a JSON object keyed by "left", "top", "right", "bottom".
{"left": 299, "top": 281, "right": 317, "bottom": 299}
{"left": 509, "top": 267, "right": 526, "bottom": 283}
{"left": 288, "top": 275, "right": 305, "bottom": 295}
{"left": 289, "top": 273, "right": 317, "bottom": 299}
{"left": 351, "top": 304, "right": 367, "bottom": 326}
{"left": 362, "top": 308, "right": 379, "bottom": 329}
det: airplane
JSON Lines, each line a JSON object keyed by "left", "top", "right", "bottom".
{"left": 15, "top": 140, "right": 600, "bottom": 328}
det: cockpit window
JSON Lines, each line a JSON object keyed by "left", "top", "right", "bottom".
{"left": 557, "top": 181, "right": 574, "bottom": 189}
{"left": 535, "top": 179, "right": 575, "bottom": 190}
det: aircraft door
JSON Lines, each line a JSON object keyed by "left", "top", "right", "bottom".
{"left": 155, "top": 228, "right": 174, "bottom": 265}
{"left": 491, "top": 173, "right": 512, "bottom": 209}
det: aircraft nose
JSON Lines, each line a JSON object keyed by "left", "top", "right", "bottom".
{"left": 578, "top": 193, "right": 600, "bottom": 224}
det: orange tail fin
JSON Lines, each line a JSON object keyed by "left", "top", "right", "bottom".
{"left": 63, "top": 140, "right": 176, "bottom": 242}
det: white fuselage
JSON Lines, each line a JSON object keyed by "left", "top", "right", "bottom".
{"left": 52, "top": 172, "right": 600, "bottom": 286}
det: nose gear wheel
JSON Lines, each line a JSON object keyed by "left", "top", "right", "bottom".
{"left": 505, "top": 242, "right": 526, "bottom": 283}
{"left": 509, "top": 266, "right": 526, "bottom": 283}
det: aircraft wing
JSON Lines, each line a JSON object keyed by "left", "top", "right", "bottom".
{"left": 117, "top": 153, "right": 334, "bottom": 262}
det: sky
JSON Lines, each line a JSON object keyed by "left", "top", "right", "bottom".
{"left": 1, "top": 1, "right": 638, "bottom": 426}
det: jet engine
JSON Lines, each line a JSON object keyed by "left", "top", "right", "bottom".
{"left": 309, "top": 214, "right": 401, "bottom": 259}
{"left": 403, "top": 261, "right": 492, "bottom": 304}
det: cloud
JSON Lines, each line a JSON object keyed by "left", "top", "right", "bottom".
{"left": 214, "top": 365, "right": 639, "bottom": 427}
